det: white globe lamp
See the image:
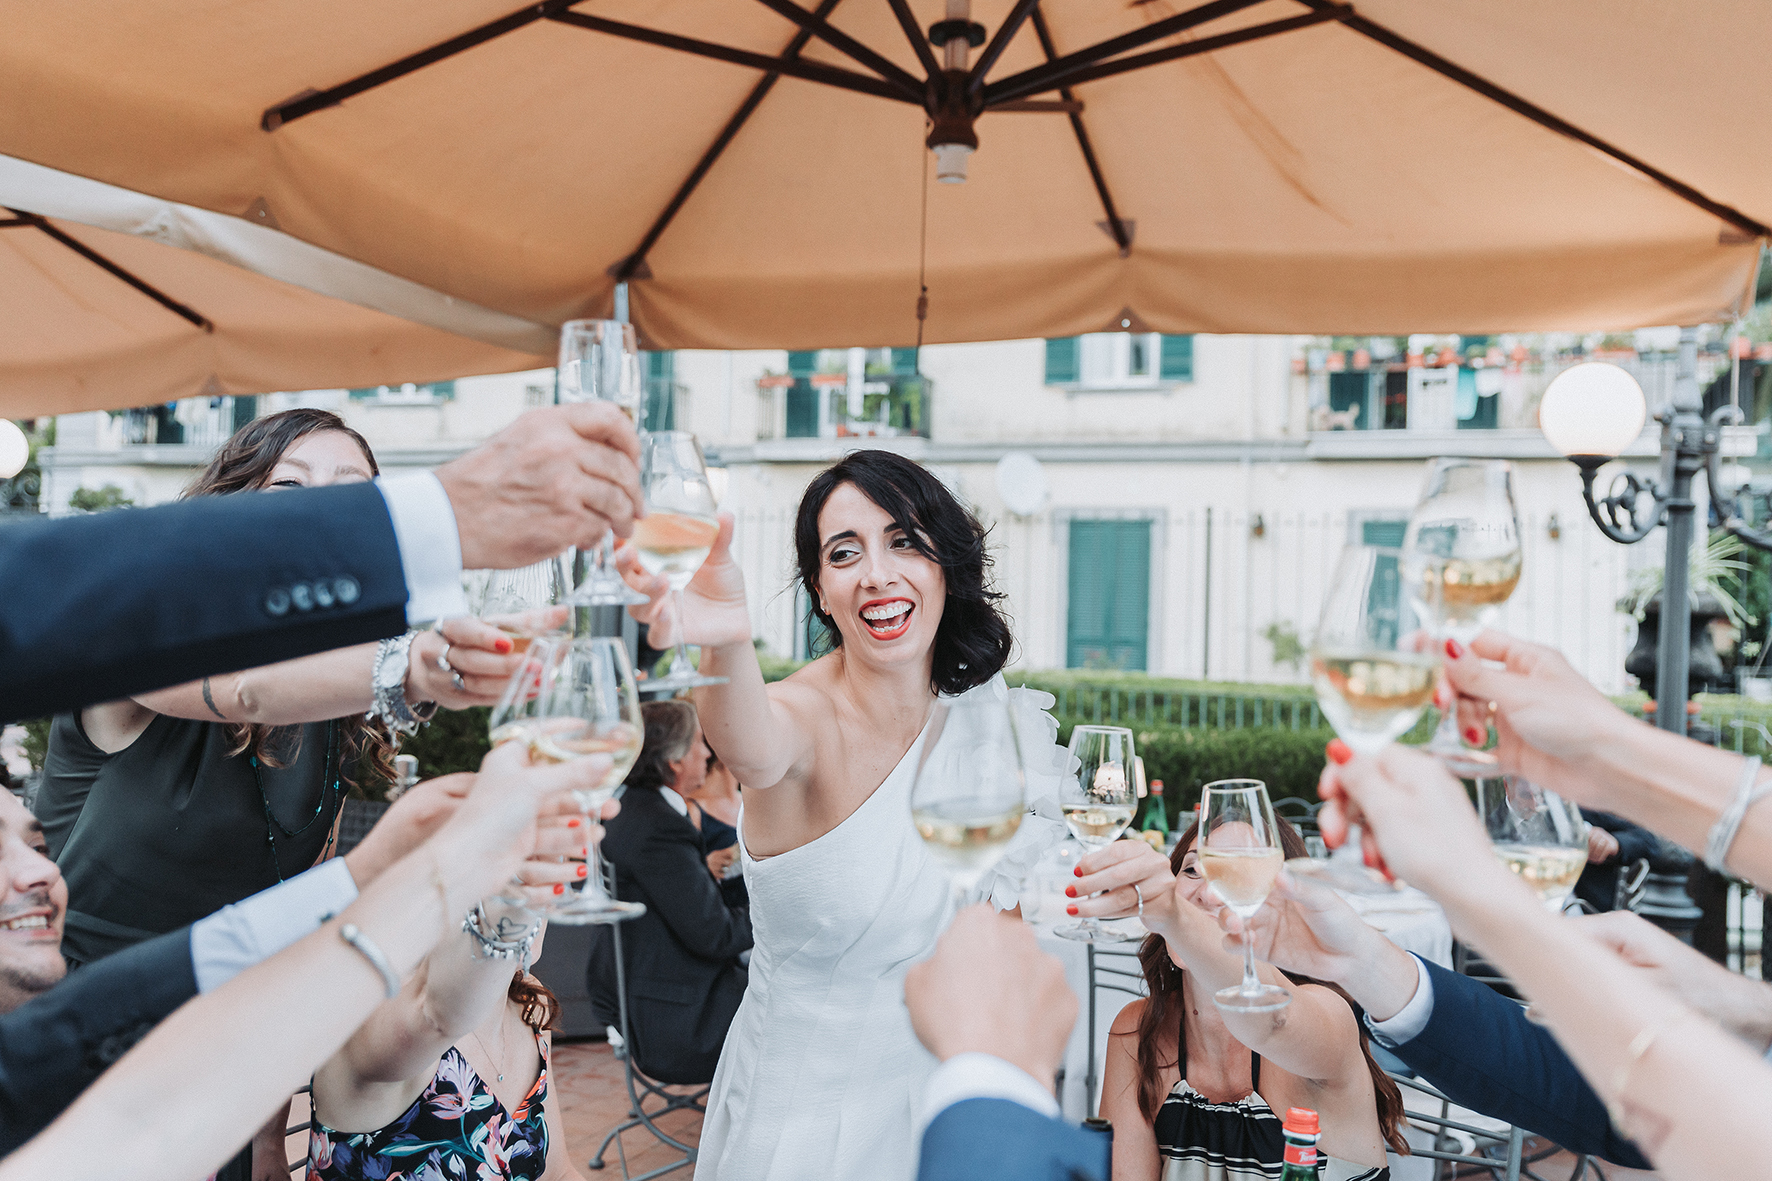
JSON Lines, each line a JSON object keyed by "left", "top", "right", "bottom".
{"left": 1538, "top": 362, "right": 1647, "bottom": 461}
{"left": 0, "top": 420, "right": 28, "bottom": 480}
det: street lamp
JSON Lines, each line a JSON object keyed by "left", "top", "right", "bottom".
{"left": 1540, "top": 330, "right": 1772, "bottom": 736}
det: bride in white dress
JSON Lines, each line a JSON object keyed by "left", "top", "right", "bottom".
{"left": 619, "top": 450, "right": 1068, "bottom": 1181}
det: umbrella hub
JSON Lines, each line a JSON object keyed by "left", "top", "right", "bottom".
{"left": 925, "top": 67, "right": 983, "bottom": 184}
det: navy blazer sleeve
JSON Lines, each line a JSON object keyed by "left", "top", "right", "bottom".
{"left": 0, "top": 927, "right": 199, "bottom": 1154}
{"left": 919, "top": 1099, "right": 1107, "bottom": 1181}
{"left": 1387, "top": 960, "right": 1651, "bottom": 1170}
{"left": 0, "top": 482, "right": 408, "bottom": 722}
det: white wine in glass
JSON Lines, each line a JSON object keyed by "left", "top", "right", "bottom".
{"left": 1480, "top": 775, "right": 1589, "bottom": 910}
{"left": 558, "top": 319, "right": 650, "bottom": 607}
{"left": 1055, "top": 725, "right": 1139, "bottom": 943}
{"left": 1311, "top": 545, "right": 1442, "bottom": 755}
{"left": 1201, "top": 778, "right": 1291, "bottom": 1014}
{"left": 638, "top": 431, "right": 729, "bottom": 692}
{"left": 908, "top": 694, "right": 1027, "bottom": 904}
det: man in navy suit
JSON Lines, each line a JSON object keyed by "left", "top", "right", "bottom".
{"left": 905, "top": 906, "right": 1108, "bottom": 1181}
{"left": 1, "top": 402, "right": 641, "bottom": 721}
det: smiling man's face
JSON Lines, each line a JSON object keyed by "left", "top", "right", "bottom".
{"left": 0, "top": 791, "right": 66, "bottom": 1012}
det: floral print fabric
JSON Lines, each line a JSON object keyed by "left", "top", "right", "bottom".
{"left": 308, "top": 1036, "right": 549, "bottom": 1181}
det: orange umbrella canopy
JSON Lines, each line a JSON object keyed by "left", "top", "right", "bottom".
{"left": 1, "top": 0, "right": 1765, "bottom": 351}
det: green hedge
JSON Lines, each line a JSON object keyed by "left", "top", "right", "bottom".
{"left": 1054, "top": 720, "right": 1334, "bottom": 820}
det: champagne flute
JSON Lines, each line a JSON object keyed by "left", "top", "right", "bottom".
{"left": 488, "top": 636, "right": 647, "bottom": 924}
{"left": 1404, "top": 458, "right": 1522, "bottom": 775}
{"left": 1479, "top": 774, "right": 1589, "bottom": 911}
{"left": 1297, "top": 544, "right": 1441, "bottom": 893}
{"left": 558, "top": 319, "right": 650, "bottom": 607}
{"left": 1201, "top": 779, "right": 1291, "bottom": 1013}
{"left": 1055, "top": 725, "right": 1140, "bottom": 943}
{"left": 635, "top": 430, "right": 728, "bottom": 691}
{"left": 909, "top": 693, "right": 1028, "bottom": 908}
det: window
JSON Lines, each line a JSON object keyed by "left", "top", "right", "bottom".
{"left": 785, "top": 351, "right": 819, "bottom": 438}
{"left": 348, "top": 381, "right": 454, "bottom": 404}
{"left": 1066, "top": 520, "right": 1151, "bottom": 670}
{"left": 642, "top": 351, "right": 676, "bottom": 432}
{"left": 1045, "top": 335, "right": 1192, "bottom": 388}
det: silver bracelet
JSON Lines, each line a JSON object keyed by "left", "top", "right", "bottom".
{"left": 339, "top": 923, "right": 401, "bottom": 999}
{"left": 369, "top": 634, "right": 437, "bottom": 739}
{"left": 463, "top": 906, "right": 539, "bottom": 968}
{"left": 1704, "top": 755, "right": 1769, "bottom": 873}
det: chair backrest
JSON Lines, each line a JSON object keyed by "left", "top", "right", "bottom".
{"left": 1617, "top": 857, "right": 1652, "bottom": 912}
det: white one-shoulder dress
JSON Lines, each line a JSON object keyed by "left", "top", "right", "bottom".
{"left": 694, "top": 676, "right": 1071, "bottom": 1181}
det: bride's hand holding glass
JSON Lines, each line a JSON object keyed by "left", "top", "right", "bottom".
{"left": 1068, "top": 840, "right": 1181, "bottom": 937}
{"left": 616, "top": 512, "right": 754, "bottom": 653}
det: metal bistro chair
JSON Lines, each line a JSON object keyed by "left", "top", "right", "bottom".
{"left": 1083, "top": 943, "right": 1148, "bottom": 1116}
{"left": 588, "top": 860, "right": 709, "bottom": 1181}
{"left": 286, "top": 1082, "right": 312, "bottom": 1177}
{"left": 1386, "top": 1072, "right": 1601, "bottom": 1181}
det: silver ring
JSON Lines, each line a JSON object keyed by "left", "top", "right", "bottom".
{"left": 1133, "top": 882, "right": 1144, "bottom": 918}
{"left": 451, "top": 671, "right": 466, "bottom": 692}
{"left": 437, "top": 643, "right": 455, "bottom": 674}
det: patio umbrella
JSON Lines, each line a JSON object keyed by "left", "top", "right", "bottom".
{"left": 0, "top": 157, "right": 552, "bottom": 416}
{"left": 0, "top": 0, "right": 1765, "bottom": 350}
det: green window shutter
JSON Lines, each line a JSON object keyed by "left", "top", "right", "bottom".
{"left": 1359, "top": 519, "right": 1407, "bottom": 646}
{"left": 890, "top": 347, "right": 920, "bottom": 375}
{"left": 1044, "top": 337, "right": 1080, "bottom": 385}
{"left": 1360, "top": 520, "right": 1406, "bottom": 548}
{"left": 784, "top": 350, "right": 818, "bottom": 438}
{"left": 1328, "top": 371, "right": 1370, "bottom": 429}
{"left": 787, "top": 351, "right": 818, "bottom": 377}
{"left": 642, "top": 352, "right": 675, "bottom": 432}
{"left": 1158, "top": 335, "right": 1194, "bottom": 381}
{"left": 1067, "top": 520, "right": 1151, "bottom": 671}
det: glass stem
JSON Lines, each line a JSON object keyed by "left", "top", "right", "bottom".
{"left": 1429, "top": 705, "right": 1466, "bottom": 752}
{"left": 1241, "top": 926, "right": 1262, "bottom": 995}
{"left": 593, "top": 535, "right": 619, "bottom": 583}
{"left": 670, "top": 585, "right": 694, "bottom": 676}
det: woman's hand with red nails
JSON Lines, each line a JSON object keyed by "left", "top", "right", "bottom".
{"left": 1441, "top": 629, "right": 1632, "bottom": 806}
{"left": 1069, "top": 839, "right": 1182, "bottom": 938}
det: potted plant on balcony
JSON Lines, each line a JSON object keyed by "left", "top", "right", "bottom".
{"left": 1619, "top": 531, "right": 1755, "bottom": 703}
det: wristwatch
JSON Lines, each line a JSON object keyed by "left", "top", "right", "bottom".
{"left": 371, "top": 634, "right": 437, "bottom": 738}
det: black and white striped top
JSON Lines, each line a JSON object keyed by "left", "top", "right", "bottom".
{"left": 1153, "top": 1052, "right": 1389, "bottom": 1181}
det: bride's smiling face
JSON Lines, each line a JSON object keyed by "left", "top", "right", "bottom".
{"left": 815, "top": 483, "right": 946, "bottom": 670}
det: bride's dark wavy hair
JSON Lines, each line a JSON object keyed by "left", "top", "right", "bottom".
{"left": 793, "top": 450, "right": 1011, "bottom": 696}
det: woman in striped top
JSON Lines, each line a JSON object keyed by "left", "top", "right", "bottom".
{"left": 1082, "top": 820, "right": 1409, "bottom": 1180}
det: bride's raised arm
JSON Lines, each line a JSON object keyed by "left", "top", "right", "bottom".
{"left": 618, "top": 513, "right": 819, "bottom": 793}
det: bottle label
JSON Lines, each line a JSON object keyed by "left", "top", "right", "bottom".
{"left": 1283, "top": 1143, "right": 1318, "bottom": 1168}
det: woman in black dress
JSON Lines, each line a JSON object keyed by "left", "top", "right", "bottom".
{"left": 33, "top": 408, "right": 534, "bottom": 1180}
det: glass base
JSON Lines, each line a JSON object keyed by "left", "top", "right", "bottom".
{"left": 1214, "top": 982, "right": 1292, "bottom": 1012}
{"left": 547, "top": 897, "right": 648, "bottom": 925}
{"left": 1053, "top": 921, "right": 1141, "bottom": 944}
{"left": 1432, "top": 744, "right": 1501, "bottom": 778}
{"left": 1283, "top": 856, "right": 1398, "bottom": 895}
{"left": 642, "top": 672, "right": 729, "bottom": 692}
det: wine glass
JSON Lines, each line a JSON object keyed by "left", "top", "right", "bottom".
{"left": 1404, "top": 458, "right": 1522, "bottom": 775}
{"left": 474, "top": 558, "right": 569, "bottom": 650}
{"left": 636, "top": 430, "right": 728, "bottom": 691}
{"left": 908, "top": 693, "right": 1028, "bottom": 908}
{"left": 1055, "top": 725, "right": 1140, "bottom": 943}
{"left": 488, "top": 636, "right": 647, "bottom": 924}
{"left": 558, "top": 319, "right": 650, "bottom": 608}
{"left": 1297, "top": 544, "right": 1441, "bottom": 893}
{"left": 1479, "top": 774, "right": 1589, "bottom": 912}
{"left": 1201, "top": 779, "right": 1291, "bottom": 1013}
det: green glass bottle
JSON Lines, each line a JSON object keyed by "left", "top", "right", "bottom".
{"left": 1143, "top": 779, "right": 1171, "bottom": 838}
{"left": 1280, "top": 1107, "right": 1321, "bottom": 1180}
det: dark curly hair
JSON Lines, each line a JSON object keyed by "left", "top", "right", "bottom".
{"left": 793, "top": 450, "right": 1011, "bottom": 696}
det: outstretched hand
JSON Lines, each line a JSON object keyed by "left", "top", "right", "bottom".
{"left": 616, "top": 511, "right": 752, "bottom": 649}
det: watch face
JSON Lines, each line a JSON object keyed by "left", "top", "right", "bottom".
{"left": 378, "top": 645, "right": 409, "bottom": 690}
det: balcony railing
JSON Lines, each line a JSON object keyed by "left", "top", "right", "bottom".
{"left": 115, "top": 397, "right": 255, "bottom": 449}
{"left": 757, "top": 371, "right": 931, "bottom": 441}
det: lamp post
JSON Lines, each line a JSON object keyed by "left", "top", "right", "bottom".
{"left": 1540, "top": 329, "right": 1772, "bottom": 737}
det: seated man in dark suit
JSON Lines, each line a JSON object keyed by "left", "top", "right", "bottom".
{"left": 1575, "top": 808, "right": 1658, "bottom": 913}
{"left": 588, "top": 700, "right": 751, "bottom": 1083}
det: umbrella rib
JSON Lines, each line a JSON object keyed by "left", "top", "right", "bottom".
{"left": 548, "top": 10, "right": 917, "bottom": 103}
{"left": 1294, "top": 0, "right": 1771, "bottom": 241}
{"left": 262, "top": 0, "right": 572, "bottom": 131}
{"left": 983, "top": 0, "right": 1268, "bottom": 106}
{"left": 995, "top": 9, "right": 1338, "bottom": 99}
{"left": 967, "top": 0, "right": 1044, "bottom": 96}
{"left": 612, "top": 0, "right": 847, "bottom": 283}
{"left": 883, "top": 0, "right": 943, "bottom": 79}
{"left": 749, "top": 0, "right": 923, "bottom": 96}
{"left": 4, "top": 208, "right": 214, "bottom": 332}
{"left": 1028, "top": 9, "right": 1129, "bottom": 258}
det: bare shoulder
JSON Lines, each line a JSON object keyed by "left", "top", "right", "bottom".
{"left": 766, "top": 655, "right": 842, "bottom": 720}
{"left": 1110, "top": 997, "right": 1148, "bottom": 1036}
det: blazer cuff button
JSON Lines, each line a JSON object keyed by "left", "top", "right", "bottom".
{"left": 313, "top": 582, "right": 336, "bottom": 609}
{"left": 265, "top": 588, "right": 291, "bottom": 617}
{"left": 290, "top": 582, "right": 314, "bottom": 611}
{"left": 334, "top": 576, "right": 361, "bottom": 605}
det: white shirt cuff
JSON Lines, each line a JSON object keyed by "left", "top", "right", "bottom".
{"left": 376, "top": 472, "right": 469, "bottom": 626}
{"left": 1365, "top": 952, "right": 1435, "bottom": 1046}
{"left": 919, "top": 1053, "right": 1062, "bottom": 1131}
{"left": 189, "top": 858, "right": 360, "bottom": 993}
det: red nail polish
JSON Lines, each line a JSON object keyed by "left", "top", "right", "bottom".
{"left": 553, "top": 884, "right": 565, "bottom": 895}
{"left": 1465, "top": 726, "right": 1485, "bottom": 744}
{"left": 1326, "top": 738, "right": 1353, "bottom": 765}
{"left": 1064, "top": 885, "right": 1078, "bottom": 898}
{"left": 495, "top": 638, "right": 513, "bottom": 654}
{"left": 1073, "top": 866, "right": 1084, "bottom": 878}
{"left": 1066, "top": 905, "right": 1079, "bottom": 916}
{"left": 1363, "top": 847, "right": 1378, "bottom": 868}
{"left": 577, "top": 865, "right": 588, "bottom": 878}
{"left": 1445, "top": 638, "right": 1464, "bottom": 659}
{"left": 567, "top": 818, "right": 581, "bottom": 828}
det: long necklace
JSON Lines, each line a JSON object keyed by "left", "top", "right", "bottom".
{"left": 251, "top": 720, "right": 340, "bottom": 882}
{"left": 472, "top": 1017, "right": 508, "bottom": 1084}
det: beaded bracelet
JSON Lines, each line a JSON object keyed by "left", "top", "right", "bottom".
{"left": 463, "top": 905, "right": 539, "bottom": 967}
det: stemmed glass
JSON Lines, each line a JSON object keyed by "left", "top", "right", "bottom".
{"left": 489, "top": 636, "right": 647, "bottom": 924}
{"left": 1479, "top": 774, "right": 1589, "bottom": 912}
{"left": 635, "top": 430, "right": 728, "bottom": 691}
{"left": 1055, "top": 725, "right": 1140, "bottom": 943}
{"left": 558, "top": 320, "right": 650, "bottom": 608}
{"left": 1403, "top": 458, "right": 1522, "bottom": 775}
{"left": 474, "top": 558, "right": 569, "bottom": 650}
{"left": 1201, "top": 779, "right": 1291, "bottom": 1013}
{"left": 909, "top": 693, "right": 1028, "bottom": 908}
{"left": 1298, "top": 544, "right": 1441, "bottom": 893}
